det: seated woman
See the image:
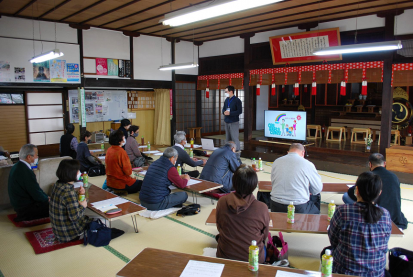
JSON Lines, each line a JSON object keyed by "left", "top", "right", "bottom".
{"left": 125, "top": 125, "right": 146, "bottom": 167}
{"left": 60, "top": 123, "right": 78, "bottom": 159}
{"left": 216, "top": 164, "right": 269, "bottom": 264}
{"left": 49, "top": 159, "right": 92, "bottom": 242}
{"left": 106, "top": 130, "right": 142, "bottom": 193}
{"left": 76, "top": 130, "right": 105, "bottom": 176}
{"left": 328, "top": 171, "right": 392, "bottom": 277}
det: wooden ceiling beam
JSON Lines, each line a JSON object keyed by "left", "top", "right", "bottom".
{"left": 14, "top": 0, "right": 38, "bottom": 15}
{"left": 79, "top": 0, "right": 143, "bottom": 24}
{"left": 69, "top": 23, "right": 90, "bottom": 30}
{"left": 123, "top": 31, "right": 140, "bottom": 37}
{"left": 149, "top": 0, "right": 336, "bottom": 36}
{"left": 376, "top": 9, "right": 404, "bottom": 18}
{"left": 198, "top": 4, "right": 413, "bottom": 42}
{"left": 99, "top": 0, "right": 175, "bottom": 27}
{"left": 59, "top": 0, "right": 107, "bottom": 22}
{"left": 38, "top": 0, "right": 72, "bottom": 19}
{"left": 180, "top": 0, "right": 405, "bottom": 40}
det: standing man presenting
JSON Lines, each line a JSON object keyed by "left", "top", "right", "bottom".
{"left": 222, "top": 86, "right": 242, "bottom": 152}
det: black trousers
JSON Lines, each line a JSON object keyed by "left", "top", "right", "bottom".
{"left": 108, "top": 180, "right": 142, "bottom": 193}
{"left": 15, "top": 201, "right": 49, "bottom": 222}
{"left": 183, "top": 170, "right": 200, "bottom": 178}
{"left": 270, "top": 194, "right": 321, "bottom": 214}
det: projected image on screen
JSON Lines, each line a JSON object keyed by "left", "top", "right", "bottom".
{"left": 264, "top": 110, "right": 307, "bottom": 141}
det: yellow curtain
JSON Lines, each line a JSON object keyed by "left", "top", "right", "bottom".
{"left": 153, "top": 89, "right": 171, "bottom": 146}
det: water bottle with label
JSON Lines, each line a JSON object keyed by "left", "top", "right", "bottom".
{"left": 189, "top": 148, "right": 193, "bottom": 158}
{"left": 287, "top": 201, "right": 295, "bottom": 223}
{"left": 251, "top": 158, "right": 257, "bottom": 170}
{"left": 327, "top": 200, "right": 336, "bottom": 221}
{"left": 147, "top": 141, "right": 151, "bottom": 151}
{"left": 248, "top": 240, "right": 259, "bottom": 272}
{"left": 258, "top": 157, "right": 263, "bottom": 171}
{"left": 321, "top": 249, "right": 333, "bottom": 277}
{"left": 177, "top": 164, "right": 181, "bottom": 175}
{"left": 190, "top": 138, "right": 194, "bottom": 148}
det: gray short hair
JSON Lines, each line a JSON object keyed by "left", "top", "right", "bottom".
{"left": 289, "top": 143, "right": 304, "bottom": 152}
{"left": 19, "top": 144, "right": 37, "bottom": 159}
{"left": 163, "top": 147, "right": 178, "bottom": 159}
{"left": 225, "top": 141, "right": 236, "bottom": 150}
{"left": 174, "top": 132, "right": 186, "bottom": 144}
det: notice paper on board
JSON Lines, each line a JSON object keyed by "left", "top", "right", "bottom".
{"left": 275, "top": 270, "right": 308, "bottom": 277}
{"left": 179, "top": 260, "right": 224, "bottom": 277}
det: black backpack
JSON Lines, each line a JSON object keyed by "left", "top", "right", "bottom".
{"left": 176, "top": 204, "right": 201, "bottom": 217}
{"left": 389, "top": 247, "right": 413, "bottom": 277}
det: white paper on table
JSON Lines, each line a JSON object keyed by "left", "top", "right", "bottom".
{"left": 179, "top": 260, "right": 224, "bottom": 277}
{"left": 73, "top": 182, "right": 83, "bottom": 188}
{"left": 138, "top": 145, "right": 148, "bottom": 148}
{"left": 91, "top": 197, "right": 129, "bottom": 209}
{"left": 347, "top": 184, "right": 355, "bottom": 188}
{"left": 96, "top": 205, "right": 119, "bottom": 213}
{"left": 169, "top": 185, "right": 177, "bottom": 190}
{"left": 142, "top": 150, "right": 160, "bottom": 154}
{"left": 154, "top": 152, "right": 163, "bottom": 156}
{"left": 0, "top": 156, "right": 7, "bottom": 160}
{"left": 186, "top": 179, "right": 202, "bottom": 186}
{"left": 275, "top": 270, "right": 308, "bottom": 277}
{"left": 138, "top": 170, "right": 147, "bottom": 176}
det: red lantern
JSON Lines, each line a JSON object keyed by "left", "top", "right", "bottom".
{"left": 340, "top": 81, "right": 346, "bottom": 96}
{"left": 294, "top": 83, "right": 299, "bottom": 96}
{"left": 311, "top": 81, "right": 317, "bottom": 95}
{"left": 206, "top": 88, "right": 209, "bottom": 98}
{"left": 304, "top": 84, "right": 307, "bottom": 93}
{"left": 271, "top": 83, "right": 276, "bottom": 96}
{"left": 361, "top": 80, "right": 367, "bottom": 96}
{"left": 256, "top": 84, "right": 260, "bottom": 96}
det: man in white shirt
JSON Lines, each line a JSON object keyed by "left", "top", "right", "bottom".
{"left": 270, "top": 143, "right": 323, "bottom": 214}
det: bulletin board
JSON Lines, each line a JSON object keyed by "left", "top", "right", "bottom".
{"left": 68, "top": 90, "right": 128, "bottom": 123}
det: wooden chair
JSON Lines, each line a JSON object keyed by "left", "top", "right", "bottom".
{"left": 326, "top": 126, "right": 346, "bottom": 142}
{"left": 187, "top": 127, "right": 202, "bottom": 140}
{"left": 307, "top": 125, "right": 322, "bottom": 140}
{"left": 350, "top": 128, "right": 371, "bottom": 144}
{"left": 377, "top": 130, "right": 401, "bottom": 145}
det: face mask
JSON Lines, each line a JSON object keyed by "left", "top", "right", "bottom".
{"left": 224, "top": 93, "right": 229, "bottom": 98}
{"left": 76, "top": 172, "right": 81, "bottom": 181}
{"left": 31, "top": 157, "right": 38, "bottom": 166}
{"left": 122, "top": 138, "right": 126, "bottom": 146}
{"left": 133, "top": 133, "right": 139, "bottom": 138}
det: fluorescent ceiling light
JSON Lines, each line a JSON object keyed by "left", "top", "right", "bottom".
{"left": 159, "top": 62, "right": 199, "bottom": 71}
{"left": 313, "top": 41, "right": 402, "bottom": 55}
{"left": 160, "top": 0, "right": 284, "bottom": 27}
{"left": 30, "top": 49, "right": 64, "bottom": 63}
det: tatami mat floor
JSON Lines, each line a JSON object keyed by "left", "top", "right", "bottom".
{"left": 0, "top": 154, "right": 412, "bottom": 277}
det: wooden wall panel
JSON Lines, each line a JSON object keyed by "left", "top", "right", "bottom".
{"left": 130, "top": 110, "right": 155, "bottom": 145}
{"left": 0, "top": 106, "right": 27, "bottom": 152}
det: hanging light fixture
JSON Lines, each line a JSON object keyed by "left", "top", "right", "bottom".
{"left": 159, "top": 62, "right": 199, "bottom": 71}
{"left": 313, "top": 41, "right": 402, "bottom": 55}
{"left": 160, "top": 0, "right": 284, "bottom": 27}
{"left": 30, "top": 49, "right": 64, "bottom": 63}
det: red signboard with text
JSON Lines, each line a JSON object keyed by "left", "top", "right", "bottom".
{"left": 269, "top": 28, "right": 342, "bottom": 65}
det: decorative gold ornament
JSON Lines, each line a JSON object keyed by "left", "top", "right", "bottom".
{"left": 393, "top": 87, "right": 409, "bottom": 100}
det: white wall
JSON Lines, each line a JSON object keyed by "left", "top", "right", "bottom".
{"left": 83, "top": 28, "right": 130, "bottom": 59}
{"left": 199, "top": 37, "right": 244, "bottom": 58}
{"left": 175, "top": 41, "right": 199, "bottom": 75}
{"left": 133, "top": 35, "right": 171, "bottom": 81}
{"left": 256, "top": 85, "right": 269, "bottom": 130}
{"left": 395, "top": 9, "right": 413, "bottom": 36}
{"left": 0, "top": 16, "right": 80, "bottom": 83}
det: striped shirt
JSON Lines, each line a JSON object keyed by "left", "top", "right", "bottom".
{"left": 328, "top": 202, "right": 392, "bottom": 277}
{"left": 49, "top": 181, "right": 92, "bottom": 242}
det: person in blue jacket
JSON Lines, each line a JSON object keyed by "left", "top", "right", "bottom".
{"left": 222, "top": 86, "right": 242, "bottom": 151}
{"left": 199, "top": 141, "right": 241, "bottom": 193}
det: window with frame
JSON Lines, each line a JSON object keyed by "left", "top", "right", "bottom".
{"left": 175, "top": 82, "right": 197, "bottom": 134}
{"left": 0, "top": 93, "right": 24, "bottom": 104}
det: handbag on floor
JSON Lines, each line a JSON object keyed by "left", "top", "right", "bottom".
{"left": 176, "top": 204, "right": 201, "bottom": 217}
{"left": 88, "top": 164, "right": 106, "bottom": 177}
{"left": 84, "top": 219, "right": 111, "bottom": 247}
{"left": 266, "top": 232, "right": 288, "bottom": 264}
{"left": 389, "top": 247, "right": 413, "bottom": 277}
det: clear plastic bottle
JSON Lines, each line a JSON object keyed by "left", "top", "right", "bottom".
{"left": 327, "top": 200, "right": 336, "bottom": 221}
{"left": 287, "top": 201, "right": 295, "bottom": 223}
{"left": 189, "top": 148, "right": 193, "bottom": 158}
{"left": 177, "top": 164, "right": 181, "bottom": 175}
{"left": 101, "top": 143, "right": 105, "bottom": 151}
{"left": 82, "top": 172, "right": 88, "bottom": 186}
{"left": 251, "top": 158, "right": 257, "bottom": 170}
{"left": 321, "top": 249, "right": 333, "bottom": 277}
{"left": 190, "top": 138, "right": 194, "bottom": 148}
{"left": 147, "top": 141, "right": 151, "bottom": 151}
{"left": 248, "top": 240, "right": 259, "bottom": 272}
{"left": 258, "top": 157, "right": 263, "bottom": 171}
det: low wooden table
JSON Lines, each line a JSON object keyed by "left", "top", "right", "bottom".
{"left": 117, "top": 247, "right": 353, "bottom": 277}
{"left": 86, "top": 185, "right": 146, "bottom": 233}
{"left": 326, "top": 126, "right": 346, "bottom": 142}
{"left": 257, "top": 181, "right": 353, "bottom": 194}
{"left": 205, "top": 209, "right": 404, "bottom": 237}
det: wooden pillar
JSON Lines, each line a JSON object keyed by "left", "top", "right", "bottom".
{"left": 77, "top": 28, "right": 86, "bottom": 134}
{"left": 241, "top": 33, "right": 254, "bottom": 143}
{"left": 377, "top": 11, "right": 403, "bottom": 156}
{"left": 195, "top": 43, "right": 203, "bottom": 132}
{"left": 170, "top": 39, "right": 177, "bottom": 146}
{"left": 123, "top": 31, "right": 140, "bottom": 80}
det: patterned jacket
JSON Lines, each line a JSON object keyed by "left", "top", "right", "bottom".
{"left": 49, "top": 181, "right": 92, "bottom": 242}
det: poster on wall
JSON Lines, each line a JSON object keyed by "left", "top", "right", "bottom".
{"left": 118, "top": 60, "right": 124, "bottom": 77}
{"left": 125, "top": 60, "right": 131, "bottom": 78}
{"left": 269, "top": 28, "right": 342, "bottom": 65}
{"left": 33, "top": 61, "right": 50, "bottom": 82}
{"left": 50, "top": 59, "right": 67, "bottom": 82}
{"left": 107, "top": 59, "right": 118, "bottom": 76}
{"left": 14, "top": 67, "right": 25, "bottom": 82}
{"left": 67, "top": 63, "right": 80, "bottom": 82}
{"left": 0, "top": 61, "right": 11, "bottom": 82}
{"left": 96, "top": 58, "right": 108, "bottom": 75}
